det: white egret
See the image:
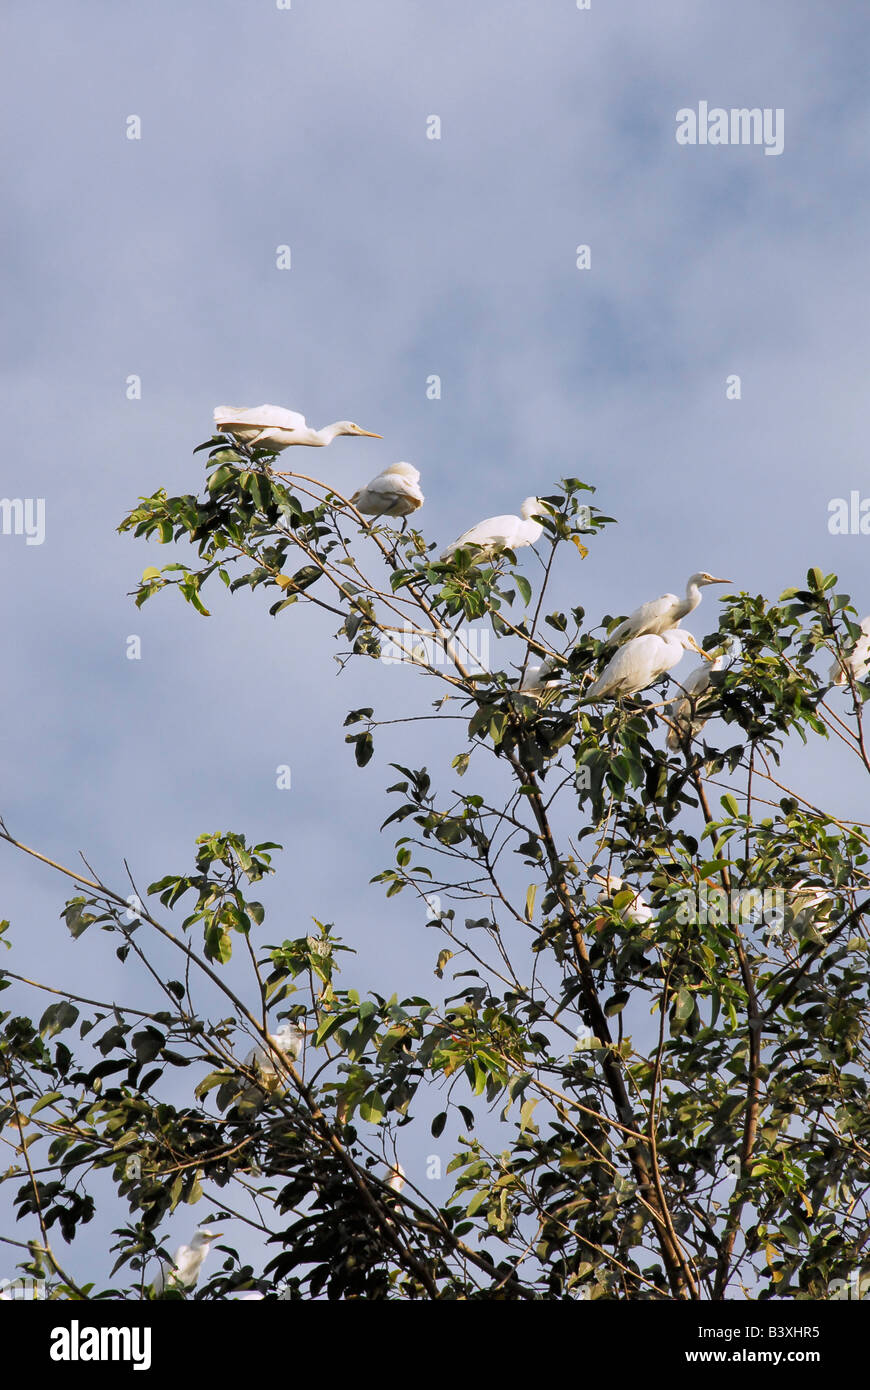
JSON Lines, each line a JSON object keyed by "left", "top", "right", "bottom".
{"left": 153, "top": 1228, "right": 223, "bottom": 1295}
{"left": 385, "top": 1163, "right": 406, "bottom": 1194}
{"left": 664, "top": 653, "right": 725, "bottom": 749}
{"left": 518, "top": 657, "right": 561, "bottom": 694}
{"left": 829, "top": 617, "right": 870, "bottom": 686}
{"left": 213, "top": 405, "right": 382, "bottom": 452}
{"left": 440, "top": 497, "right": 550, "bottom": 561}
{"left": 592, "top": 874, "right": 652, "bottom": 926}
{"left": 609, "top": 573, "right": 730, "bottom": 644}
{"left": 237, "top": 1022, "right": 304, "bottom": 1112}
{"left": 586, "top": 629, "right": 706, "bottom": 701}
{"left": 243, "top": 1022, "right": 303, "bottom": 1086}
{"left": 351, "top": 462, "right": 424, "bottom": 519}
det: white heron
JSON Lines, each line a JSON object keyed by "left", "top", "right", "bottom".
{"left": 609, "top": 573, "right": 730, "bottom": 644}
{"left": 440, "top": 497, "right": 550, "bottom": 561}
{"left": 153, "top": 1228, "right": 223, "bottom": 1295}
{"left": 213, "top": 405, "right": 382, "bottom": 452}
{"left": 592, "top": 874, "right": 653, "bottom": 926}
{"left": 586, "top": 629, "right": 707, "bottom": 701}
{"left": 243, "top": 1022, "right": 303, "bottom": 1086}
{"left": 518, "top": 657, "right": 561, "bottom": 694}
{"left": 664, "top": 652, "right": 725, "bottom": 749}
{"left": 385, "top": 1163, "right": 406, "bottom": 1194}
{"left": 236, "top": 1022, "right": 304, "bottom": 1113}
{"left": 829, "top": 617, "right": 870, "bottom": 686}
{"left": 351, "top": 462, "right": 424, "bottom": 519}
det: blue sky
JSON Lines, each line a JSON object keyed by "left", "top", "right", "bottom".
{"left": 2, "top": 0, "right": 869, "bottom": 1288}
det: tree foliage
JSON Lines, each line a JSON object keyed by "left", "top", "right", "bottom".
{"left": 1, "top": 438, "right": 868, "bottom": 1300}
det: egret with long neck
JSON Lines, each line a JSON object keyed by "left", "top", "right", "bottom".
{"left": 609, "top": 572, "right": 731, "bottom": 644}
{"left": 213, "top": 404, "right": 382, "bottom": 452}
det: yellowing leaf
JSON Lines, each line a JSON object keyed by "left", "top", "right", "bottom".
{"left": 435, "top": 948, "right": 453, "bottom": 978}
{"left": 519, "top": 1097, "right": 540, "bottom": 1133}
{"left": 525, "top": 884, "right": 537, "bottom": 923}
{"left": 275, "top": 574, "right": 293, "bottom": 590}
{"left": 142, "top": 567, "right": 161, "bottom": 582}
{"left": 570, "top": 536, "right": 589, "bottom": 559}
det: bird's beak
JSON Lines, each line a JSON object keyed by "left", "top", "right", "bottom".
{"left": 709, "top": 577, "right": 731, "bottom": 585}
{"left": 354, "top": 427, "right": 383, "bottom": 438}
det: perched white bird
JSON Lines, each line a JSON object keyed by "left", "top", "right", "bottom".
{"left": 385, "top": 1163, "right": 406, "bottom": 1193}
{"left": 214, "top": 405, "right": 382, "bottom": 452}
{"left": 351, "top": 462, "right": 424, "bottom": 519}
{"left": 592, "top": 874, "right": 653, "bottom": 926}
{"left": 664, "top": 653, "right": 725, "bottom": 749}
{"left": 609, "top": 573, "right": 730, "bottom": 644}
{"left": 517, "top": 657, "right": 561, "bottom": 694}
{"left": 829, "top": 617, "right": 870, "bottom": 687}
{"left": 236, "top": 1022, "right": 304, "bottom": 1113}
{"left": 243, "top": 1022, "right": 303, "bottom": 1085}
{"left": 440, "top": 497, "right": 550, "bottom": 561}
{"left": 587, "top": 629, "right": 705, "bottom": 701}
{"left": 153, "top": 1228, "right": 222, "bottom": 1295}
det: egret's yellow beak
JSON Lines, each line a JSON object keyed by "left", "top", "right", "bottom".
{"left": 709, "top": 577, "right": 731, "bottom": 585}
{"left": 355, "top": 427, "right": 383, "bottom": 438}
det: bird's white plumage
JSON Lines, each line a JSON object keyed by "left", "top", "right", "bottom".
{"left": 441, "top": 497, "right": 549, "bottom": 560}
{"left": 609, "top": 573, "right": 730, "bottom": 644}
{"left": 593, "top": 874, "right": 653, "bottom": 926}
{"left": 664, "top": 653, "right": 724, "bottom": 749}
{"left": 829, "top": 616, "right": 870, "bottom": 687}
{"left": 244, "top": 1022, "right": 303, "bottom": 1078}
{"left": 386, "top": 1163, "right": 406, "bottom": 1193}
{"left": 518, "top": 658, "right": 560, "bottom": 693}
{"left": 587, "top": 629, "right": 703, "bottom": 700}
{"left": 153, "top": 1228, "right": 222, "bottom": 1295}
{"left": 351, "top": 462, "right": 424, "bottom": 517}
{"left": 236, "top": 1022, "right": 303, "bottom": 1113}
{"left": 213, "top": 404, "right": 382, "bottom": 451}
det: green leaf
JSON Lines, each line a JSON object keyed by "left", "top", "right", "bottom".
{"left": 674, "top": 987, "right": 694, "bottom": 1022}
{"left": 466, "top": 1189, "right": 489, "bottom": 1218}
{"left": 358, "top": 1091, "right": 386, "bottom": 1124}
{"left": 39, "top": 1002, "right": 79, "bottom": 1038}
{"left": 30, "top": 1091, "right": 63, "bottom": 1115}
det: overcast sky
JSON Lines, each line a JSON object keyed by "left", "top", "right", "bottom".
{"left": 2, "top": 0, "right": 869, "bottom": 1288}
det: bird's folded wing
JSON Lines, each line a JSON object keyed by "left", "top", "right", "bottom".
{"left": 452, "top": 515, "right": 514, "bottom": 547}
{"left": 369, "top": 475, "right": 420, "bottom": 500}
{"left": 215, "top": 405, "right": 305, "bottom": 430}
